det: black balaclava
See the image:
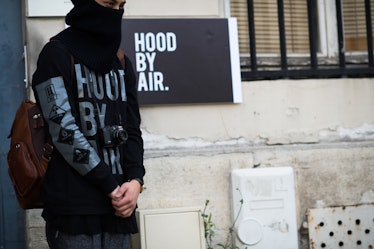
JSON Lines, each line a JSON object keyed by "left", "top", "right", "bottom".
{"left": 53, "top": 0, "right": 124, "bottom": 74}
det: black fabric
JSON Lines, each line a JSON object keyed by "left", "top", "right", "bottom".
{"left": 45, "top": 221, "right": 132, "bottom": 248}
{"left": 32, "top": 40, "right": 144, "bottom": 234}
{"left": 71, "top": 0, "right": 90, "bottom": 6}
{"left": 43, "top": 212, "right": 138, "bottom": 235}
{"left": 53, "top": 1, "right": 124, "bottom": 74}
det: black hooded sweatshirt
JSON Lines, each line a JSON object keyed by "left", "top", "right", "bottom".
{"left": 31, "top": 0, "right": 145, "bottom": 235}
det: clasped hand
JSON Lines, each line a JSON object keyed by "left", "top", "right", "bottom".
{"left": 109, "top": 180, "right": 141, "bottom": 217}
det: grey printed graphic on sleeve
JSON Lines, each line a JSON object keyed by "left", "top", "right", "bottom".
{"left": 35, "top": 76, "right": 101, "bottom": 175}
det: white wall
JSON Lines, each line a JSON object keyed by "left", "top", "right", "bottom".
{"left": 125, "top": 0, "right": 224, "bottom": 17}
{"left": 141, "top": 79, "right": 374, "bottom": 147}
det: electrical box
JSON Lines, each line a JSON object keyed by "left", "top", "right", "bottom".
{"left": 231, "top": 167, "right": 298, "bottom": 248}
{"left": 137, "top": 207, "right": 205, "bottom": 249}
{"left": 307, "top": 204, "right": 374, "bottom": 248}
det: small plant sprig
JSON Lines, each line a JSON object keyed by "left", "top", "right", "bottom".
{"left": 202, "top": 188, "right": 247, "bottom": 249}
{"left": 202, "top": 200, "right": 215, "bottom": 249}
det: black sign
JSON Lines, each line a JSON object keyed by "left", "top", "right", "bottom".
{"left": 120, "top": 18, "right": 242, "bottom": 105}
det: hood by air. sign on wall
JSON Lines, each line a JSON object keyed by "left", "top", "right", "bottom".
{"left": 120, "top": 18, "right": 242, "bottom": 105}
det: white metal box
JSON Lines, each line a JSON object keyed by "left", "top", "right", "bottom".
{"left": 307, "top": 204, "right": 374, "bottom": 248}
{"left": 137, "top": 207, "right": 205, "bottom": 249}
{"left": 231, "top": 167, "right": 298, "bottom": 248}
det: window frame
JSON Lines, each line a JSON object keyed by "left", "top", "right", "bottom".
{"left": 224, "top": 0, "right": 374, "bottom": 80}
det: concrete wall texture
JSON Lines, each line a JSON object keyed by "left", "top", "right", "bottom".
{"left": 26, "top": 143, "right": 374, "bottom": 248}
{"left": 24, "top": 0, "right": 374, "bottom": 248}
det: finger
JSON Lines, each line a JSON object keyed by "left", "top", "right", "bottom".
{"left": 115, "top": 209, "right": 132, "bottom": 218}
{"left": 112, "top": 199, "right": 134, "bottom": 213}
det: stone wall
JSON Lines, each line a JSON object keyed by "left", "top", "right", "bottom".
{"left": 26, "top": 141, "right": 374, "bottom": 248}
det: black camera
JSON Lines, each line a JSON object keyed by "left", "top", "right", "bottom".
{"left": 99, "top": 125, "right": 128, "bottom": 147}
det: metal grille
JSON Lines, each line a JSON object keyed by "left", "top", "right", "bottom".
{"left": 241, "top": 0, "right": 374, "bottom": 80}
{"left": 307, "top": 204, "right": 374, "bottom": 249}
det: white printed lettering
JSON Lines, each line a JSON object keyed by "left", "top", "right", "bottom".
{"left": 134, "top": 32, "right": 177, "bottom": 92}
{"left": 134, "top": 32, "right": 145, "bottom": 52}
{"left": 105, "top": 72, "right": 119, "bottom": 101}
{"left": 137, "top": 72, "right": 148, "bottom": 91}
{"left": 79, "top": 102, "right": 97, "bottom": 136}
{"left": 137, "top": 72, "right": 166, "bottom": 92}
{"left": 153, "top": 72, "right": 164, "bottom": 91}
{"left": 166, "top": 32, "right": 177, "bottom": 51}
{"left": 145, "top": 33, "right": 156, "bottom": 52}
{"left": 146, "top": 52, "right": 156, "bottom": 71}
{"left": 134, "top": 32, "right": 177, "bottom": 52}
{"left": 136, "top": 53, "right": 147, "bottom": 71}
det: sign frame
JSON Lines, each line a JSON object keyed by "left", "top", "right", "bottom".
{"left": 120, "top": 18, "right": 242, "bottom": 106}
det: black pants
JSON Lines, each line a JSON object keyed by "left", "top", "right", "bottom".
{"left": 46, "top": 223, "right": 132, "bottom": 249}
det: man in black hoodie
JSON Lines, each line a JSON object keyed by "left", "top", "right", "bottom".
{"left": 32, "top": 0, "right": 145, "bottom": 248}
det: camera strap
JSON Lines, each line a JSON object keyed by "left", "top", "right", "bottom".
{"left": 76, "top": 49, "right": 126, "bottom": 131}
{"left": 86, "top": 77, "right": 105, "bottom": 130}
{"left": 86, "top": 67, "right": 125, "bottom": 130}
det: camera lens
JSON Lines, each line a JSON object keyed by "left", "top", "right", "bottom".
{"left": 117, "top": 130, "right": 128, "bottom": 142}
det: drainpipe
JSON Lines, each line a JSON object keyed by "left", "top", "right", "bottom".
{"left": 0, "top": 0, "right": 26, "bottom": 248}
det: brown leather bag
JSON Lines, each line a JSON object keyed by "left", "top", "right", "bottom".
{"left": 7, "top": 101, "right": 53, "bottom": 209}
{"left": 7, "top": 50, "right": 124, "bottom": 209}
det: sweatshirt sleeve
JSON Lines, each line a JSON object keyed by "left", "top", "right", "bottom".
{"left": 122, "top": 56, "right": 145, "bottom": 182}
{"left": 32, "top": 42, "right": 118, "bottom": 195}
